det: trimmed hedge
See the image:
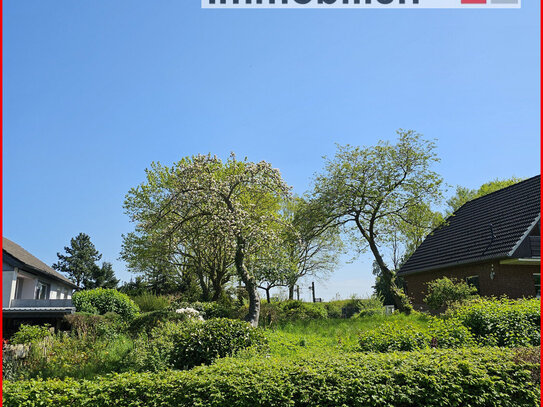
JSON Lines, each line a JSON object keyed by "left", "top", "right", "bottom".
{"left": 3, "top": 348, "right": 539, "bottom": 407}
{"left": 72, "top": 289, "right": 140, "bottom": 321}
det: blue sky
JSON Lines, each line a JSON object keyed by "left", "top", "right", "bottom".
{"left": 3, "top": 1, "right": 540, "bottom": 301}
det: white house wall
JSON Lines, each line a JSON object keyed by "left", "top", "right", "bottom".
{"left": 2, "top": 268, "right": 17, "bottom": 308}
{"left": 2, "top": 266, "right": 74, "bottom": 306}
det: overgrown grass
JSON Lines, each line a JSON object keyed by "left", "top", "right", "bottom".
{"left": 266, "top": 313, "right": 430, "bottom": 355}
{"left": 6, "top": 335, "right": 134, "bottom": 381}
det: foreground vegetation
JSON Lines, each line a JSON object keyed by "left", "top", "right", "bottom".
{"left": 3, "top": 292, "right": 540, "bottom": 407}
{"left": 4, "top": 347, "right": 539, "bottom": 407}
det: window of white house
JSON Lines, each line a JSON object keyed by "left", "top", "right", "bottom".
{"left": 35, "top": 281, "right": 50, "bottom": 300}
{"left": 465, "top": 275, "right": 480, "bottom": 294}
{"left": 533, "top": 273, "right": 540, "bottom": 298}
{"left": 15, "top": 277, "right": 24, "bottom": 299}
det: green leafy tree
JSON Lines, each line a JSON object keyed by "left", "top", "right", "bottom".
{"left": 252, "top": 244, "right": 293, "bottom": 303}
{"left": 53, "top": 233, "right": 104, "bottom": 288}
{"left": 424, "top": 277, "right": 479, "bottom": 310}
{"left": 121, "top": 227, "right": 223, "bottom": 298}
{"left": 283, "top": 197, "right": 343, "bottom": 299}
{"left": 123, "top": 154, "right": 290, "bottom": 326}
{"left": 371, "top": 260, "right": 404, "bottom": 306}
{"left": 446, "top": 177, "right": 524, "bottom": 215}
{"left": 311, "top": 130, "right": 444, "bottom": 313}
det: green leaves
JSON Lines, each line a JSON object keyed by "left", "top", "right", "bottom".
{"left": 4, "top": 348, "right": 539, "bottom": 407}
{"left": 424, "top": 277, "right": 479, "bottom": 310}
{"left": 125, "top": 318, "right": 267, "bottom": 372}
{"left": 72, "top": 289, "right": 140, "bottom": 321}
{"left": 311, "top": 130, "right": 444, "bottom": 311}
{"left": 53, "top": 233, "right": 111, "bottom": 288}
{"left": 446, "top": 297, "right": 540, "bottom": 347}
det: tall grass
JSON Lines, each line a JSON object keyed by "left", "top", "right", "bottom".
{"left": 266, "top": 313, "right": 430, "bottom": 356}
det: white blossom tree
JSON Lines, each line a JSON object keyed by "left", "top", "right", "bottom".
{"left": 123, "top": 154, "right": 290, "bottom": 326}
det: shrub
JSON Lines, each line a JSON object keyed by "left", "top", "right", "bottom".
{"left": 126, "top": 318, "right": 267, "bottom": 372}
{"left": 324, "top": 302, "right": 342, "bottom": 318}
{"left": 446, "top": 297, "right": 540, "bottom": 347}
{"left": 427, "top": 317, "right": 476, "bottom": 348}
{"left": 174, "top": 301, "right": 232, "bottom": 319}
{"left": 279, "top": 301, "right": 328, "bottom": 320}
{"left": 127, "top": 310, "right": 188, "bottom": 336}
{"left": 72, "top": 289, "right": 140, "bottom": 321}
{"left": 339, "top": 296, "right": 384, "bottom": 318}
{"left": 424, "top": 277, "right": 478, "bottom": 310}
{"left": 3, "top": 348, "right": 539, "bottom": 407}
{"left": 125, "top": 321, "right": 181, "bottom": 372}
{"left": 358, "top": 321, "right": 430, "bottom": 352}
{"left": 170, "top": 318, "right": 267, "bottom": 369}
{"left": 132, "top": 294, "right": 171, "bottom": 312}
{"left": 10, "top": 324, "right": 52, "bottom": 345}
{"left": 65, "top": 312, "right": 127, "bottom": 340}
{"left": 358, "top": 318, "right": 475, "bottom": 352}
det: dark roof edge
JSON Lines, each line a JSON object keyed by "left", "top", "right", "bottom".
{"left": 452, "top": 175, "right": 538, "bottom": 210}
{"left": 4, "top": 252, "right": 79, "bottom": 289}
{"left": 508, "top": 214, "right": 541, "bottom": 257}
{"left": 397, "top": 255, "right": 510, "bottom": 277}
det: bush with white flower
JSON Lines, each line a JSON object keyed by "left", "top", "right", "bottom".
{"left": 175, "top": 307, "right": 204, "bottom": 321}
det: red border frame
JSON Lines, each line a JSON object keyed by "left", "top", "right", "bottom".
{"left": 1, "top": 0, "right": 4, "bottom": 400}
{"left": 0, "top": 2, "right": 539, "bottom": 407}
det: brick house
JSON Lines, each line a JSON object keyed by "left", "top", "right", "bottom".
{"left": 397, "top": 175, "right": 540, "bottom": 308}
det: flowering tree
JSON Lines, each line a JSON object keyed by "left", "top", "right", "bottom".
{"left": 123, "top": 154, "right": 290, "bottom": 326}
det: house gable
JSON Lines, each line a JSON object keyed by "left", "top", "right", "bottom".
{"left": 398, "top": 175, "right": 541, "bottom": 277}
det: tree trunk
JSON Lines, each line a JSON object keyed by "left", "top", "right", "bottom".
{"left": 288, "top": 284, "right": 295, "bottom": 300}
{"left": 265, "top": 287, "right": 271, "bottom": 304}
{"left": 211, "top": 273, "right": 223, "bottom": 301}
{"left": 356, "top": 218, "right": 412, "bottom": 314}
{"left": 198, "top": 273, "right": 210, "bottom": 302}
{"left": 369, "top": 243, "right": 411, "bottom": 313}
{"left": 235, "top": 236, "right": 260, "bottom": 327}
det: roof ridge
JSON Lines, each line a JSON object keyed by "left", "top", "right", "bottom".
{"left": 457, "top": 174, "right": 539, "bottom": 209}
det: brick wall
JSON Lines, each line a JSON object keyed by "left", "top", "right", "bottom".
{"left": 403, "top": 260, "right": 540, "bottom": 308}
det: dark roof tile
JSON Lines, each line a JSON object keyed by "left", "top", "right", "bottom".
{"left": 398, "top": 175, "right": 540, "bottom": 275}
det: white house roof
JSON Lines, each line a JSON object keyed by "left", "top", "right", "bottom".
{"left": 3, "top": 237, "right": 78, "bottom": 289}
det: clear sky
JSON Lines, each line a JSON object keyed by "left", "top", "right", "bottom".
{"left": 3, "top": 1, "right": 540, "bottom": 301}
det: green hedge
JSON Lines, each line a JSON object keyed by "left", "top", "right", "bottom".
{"left": 358, "top": 318, "right": 475, "bottom": 352}
{"left": 125, "top": 318, "right": 267, "bottom": 372}
{"left": 446, "top": 297, "right": 540, "bottom": 347}
{"left": 4, "top": 348, "right": 539, "bottom": 407}
{"left": 131, "top": 294, "right": 171, "bottom": 313}
{"left": 72, "top": 289, "right": 140, "bottom": 321}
